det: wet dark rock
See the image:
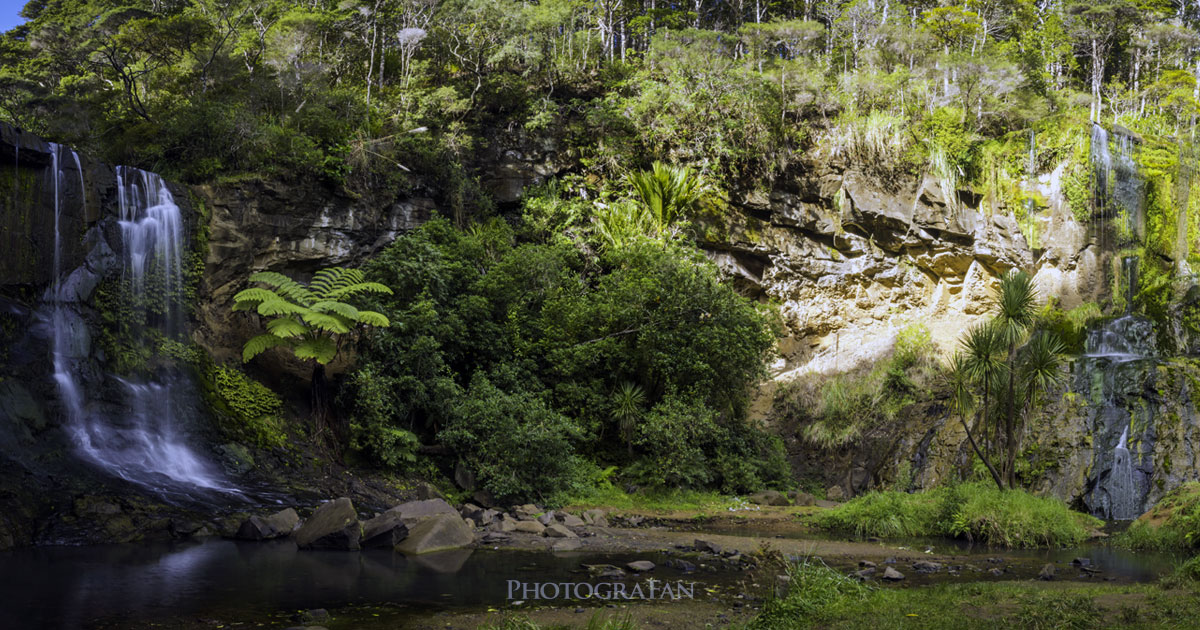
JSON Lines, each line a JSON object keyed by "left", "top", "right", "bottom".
{"left": 853, "top": 567, "right": 876, "bottom": 580}
{"left": 912, "top": 561, "right": 942, "bottom": 574}
{"left": 859, "top": 560, "right": 876, "bottom": 568}
{"left": 988, "top": 568, "right": 1004, "bottom": 577}
{"left": 413, "top": 482, "right": 446, "bottom": 501}
{"left": 235, "top": 508, "right": 299, "bottom": 541}
{"left": 395, "top": 512, "right": 474, "bottom": 555}
{"left": 882, "top": 567, "right": 905, "bottom": 581}
{"left": 480, "top": 531, "right": 510, "bottom": 544}
{"left": 453, "top": 460, "right": 476, "bottom": 491}
{"left": 1071, "top": 557, "right": 1092, "bottom": 567}
{"left": 458, "top": 503, "right": 485, "bottom": 522}
{"left": 360, "top": 511, "right": 410, "bottom": 548}
{"left": 626, "top": 560, "right": 655, "bottom": 572}
{"left": 694, "top": 539, "right": 723, "bottom": 554}
{"left": 298, "top": 609, "right": 331, "bottom": 624}
{"left": 1038, "top": 563, "right": 1056, "bottom": 581}
{"left": 543, "top": 523, "right": 576, "bottom": 538}
{"left": 537, "top": 511, "right": 556, "bottom": 526}
{"left": 296, "top": 499, "right": 361, "bottom": 550}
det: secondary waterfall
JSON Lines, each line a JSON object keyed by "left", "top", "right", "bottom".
{"left": 48, "top": 159, "right": 233, "bottom": 495}
{"left": 1078, "top": 256, "right": 1155, "bottom": 520}
{"left": 1108, "top": 427, "right": 1139, "bottom": 520}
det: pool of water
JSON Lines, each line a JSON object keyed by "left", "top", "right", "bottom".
{"left": 0, "top": 541, "right": 723, "bottom": 629}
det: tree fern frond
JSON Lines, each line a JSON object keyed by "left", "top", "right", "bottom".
{"left": 294, "top": 335, "right": 337, "bottom": 364}
{"left": 258, "top": 299, "right": 309, "bottom": 317}
{"left": 249, "top": 271, "right": 313, "bottom": 303}
{"left": 266, "top": 317, "right": 310, "bottom": 338}
{"left": 309, "top": 267, "right": 347, "bottom": 297}
{"left": 233, "top": 287, "right": 281, "bottom": 307}
{"left": 302, "top": 311, "right": 352, "bottom": 334}
{"left": 242, "top": 333, "right": 291, "bottom": 362}
{"left": 326, "top": 282, "right": 393, "bottom": 299}
{"left": 311, "top": 300, "right": 360, "bottom": 320}
{"left": 355, "top": 310, "right": 390, "bottom": 327}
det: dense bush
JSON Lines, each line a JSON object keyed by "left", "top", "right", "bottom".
{"left": 1118, "top": 482, "right": 1200, "bottom": 550}
{"left": 343, "top": 216, "right": 783, "bottom": 501}
{"left": 812, "top": 483, "right": 1101, "bottom": 548}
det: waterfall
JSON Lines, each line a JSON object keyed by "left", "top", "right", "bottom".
{"left": 1111, "top": 130, "right": 1144, "bottom": 241}
{"left": 48, "top": 160, "right": 234, "bottom": 495}
{"left": 1106, "top": 427, "right": 1139, "bottom": 520}
{"left": 48, "top": 143, "right": 88, "bottom": 449}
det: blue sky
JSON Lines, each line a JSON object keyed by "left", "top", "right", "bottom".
{"left": 1, "top": 1, "right": 25, "bottom": 32}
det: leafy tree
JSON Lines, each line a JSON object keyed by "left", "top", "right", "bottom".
{"left": 233, "top": 267, "right": 392, "bottom": 440}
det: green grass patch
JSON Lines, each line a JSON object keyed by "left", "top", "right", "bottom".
{"left": 1117, "top": 482, "right": 1200, "bottom": 550}
{"left": 811, "top": 483, "right": 1101, "bottom": 548}
{"left": 744, "top": 560, "right": 1200, "bottom": 630}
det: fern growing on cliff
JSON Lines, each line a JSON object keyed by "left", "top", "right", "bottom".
{"left": 233, "top": 266, "right": 392, "bottom": 442}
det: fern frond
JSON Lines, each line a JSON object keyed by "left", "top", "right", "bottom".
{"left": 233, "top": 287, "right": 281, "bottom": 309}
{"left": 302, "top": 311, "right": 352, "bottom": 334}
{"left": 266, "top": 317, "right": 310, "bottom": 338}
{"left": 242, "top": 333, "right": 291, "bottom": 362}
{"left": 249, "top": 271, "right": 313, "bottom": 304}
{"left": 294, "top": 335, "right": 337, "bottom": 364}
{"left": 327, "top": 282, "right": 393, "bottom": 299}
{"left": 258, "top": 299, "right": 308, "bottom": 317}
{"left": 355, "top": 310, "right": 390, "bottom": 327}
{"left": 310, "top": 300, "right": 360, "bottom": 320}
{"left": 309, "top": 267, "right": 347, "bottom": 298}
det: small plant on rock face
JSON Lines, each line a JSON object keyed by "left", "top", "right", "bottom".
{"left": 232, "top": 266, "right": 392, "bottom": 443}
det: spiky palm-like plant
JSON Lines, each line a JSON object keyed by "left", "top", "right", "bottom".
{"left": 993, "top": 269, "right": 1040, "bottom": 485}
{"left": 233, "top": 267, "right": 392, "bottom": 439}
{"left": 610, "top": 381, "right": 646, "bottom": 456}
{"left": 959, "top": 322, "right": 1008, "bottom": 489}
{"left": 626, "top": 161, "right": 705, "bottom": 231}
{"left": 1010, "top": 330, "right": 1067, "bottom": 484}
{"left": 946, "top": 351, "right": 1004, "bottom": 489}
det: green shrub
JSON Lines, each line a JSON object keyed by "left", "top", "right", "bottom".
{"left": 201, "top": 364, "right": 287, "bottom": 449}
{"left": 440, "top": 374, "right": 589, "bottom": 504}
{"left": 1117, "top": 482, "right": 1200, "bottom": 550}
{"left": 813, "top": 483, "right": 1100, "bottom": 548}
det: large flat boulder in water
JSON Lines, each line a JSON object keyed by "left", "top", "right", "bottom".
{"left": 389, "top": 498, "right": 458, "bottom": 526}
{"left": 395, "top": 512, "right": 474, "bottom": 555}
{"left": 296, "top": 498, "right": 361, "bottom": 550}
{"left": 361, "top": 511, "right": 409, "bottom": 548}
{"left": 236, "top": 508, "right": 300, "bottom": 541}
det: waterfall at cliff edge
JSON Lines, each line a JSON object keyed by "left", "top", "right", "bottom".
{"left": 48, "top": 157, "right": 234, "bottom": 495}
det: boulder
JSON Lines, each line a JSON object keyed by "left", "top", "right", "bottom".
{"left": 471, "top": 490, "right": 496, "bottom": 508}
{"left": 853, "top": 567, "right": 876, "bottom": 580}
{"left": 826, "top": 486, "right": 846, "bottom": 502}
{"left": 296, "top": 499, "right": 361, "bottom": 550}
{"left": 790, "top": 492, "right": 816, "bottom": 507}
{"left": 543, "top": 523, "right": 577, "bottom": 538}
{"left": 513, "top": 504, "right": 540, "bottom": 520}
{"left": 513, "top": 520, "right": 546, "bottom": 535}
{"left": 489, "top": 514, "right": 518, "bottom": 533}
{"left": 537, "top": 511, "right": 556, "bottom": 526}
{"left": 459, "top": 503, "right": 485, "bottom": 522}
{"left": 396, "top": 512, "right": 474, "bottom": 555}
{"left": 912, "top": 561, "right": 942, "bottom": 574}
{"left": 414, "top": 482, "right": 447, "bottom": 501}
{"left": 454, "top": 460, "right": 477, "bottom": 491}
{"left": 626, "top": 560, "right": 655, "bottom": 572}
{"left": 560, "top": 514, "right": 586, "bottom": 527}
{"left": 694, "top": 539, "right": 723, "bottom": 555}
{"left": 748, "top": 490, "right": 791, "bottom": 506}
{"left": 360, "top": 511, "right": 410, "bottom": 549}
{"left": 1038, "top": 563, "right": 1056, "bottom": 581}
{"left": 235, "top": 508, "right": 300, "bottom": 541}
{"left": 882, "top": 567, "right": 905, "bottom": 581}
{"left": 389, "top": 498, "right": 458, "bottom": 526}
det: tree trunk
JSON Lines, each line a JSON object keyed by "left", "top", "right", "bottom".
{"left": 310, "top": 362, "right": 338, "bottom": 448}
{"left": 960, "top": 412, "right": 1005, "bottom": 490}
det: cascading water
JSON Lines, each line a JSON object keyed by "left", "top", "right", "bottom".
{"left": 47, "top": 159, "right": 234, "bottom": 496}
{"left": 1107, "top": 427, "right": 1139, "bottom": 520}
{"left": 1078, "top": 256, "right": 1155, "bottom": 520}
